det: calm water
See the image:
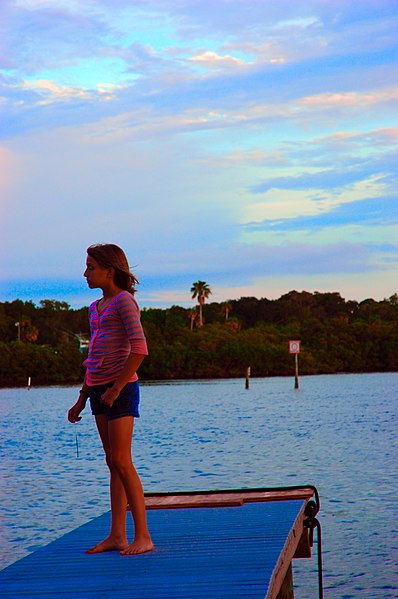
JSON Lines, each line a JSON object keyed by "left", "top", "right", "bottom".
{"left": 0, "top": 374, "right": 397, "bottom": 598}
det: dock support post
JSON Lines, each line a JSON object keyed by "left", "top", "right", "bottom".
{"left": 245, "top": 366, "right": 251, "bottom": 389}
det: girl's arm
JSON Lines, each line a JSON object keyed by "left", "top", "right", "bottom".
{"left": 68, "top": 375, "right": 90, "bottom": 423}
{"left": 100, "top": 353, "right": 146, "bottom": 407}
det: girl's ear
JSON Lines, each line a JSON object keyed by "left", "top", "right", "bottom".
{"left": 107, "top": 267, "right": 115, "bottom": 279}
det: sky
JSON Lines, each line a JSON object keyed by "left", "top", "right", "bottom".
{"left": 1, "top": 0, "right": 397, "bottom": 309}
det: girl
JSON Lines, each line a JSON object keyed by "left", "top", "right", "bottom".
{"left": 68, "top": 243, "right": 153, "bottom": 556}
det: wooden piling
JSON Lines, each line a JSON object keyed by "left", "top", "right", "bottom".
{"left": 294, "top": 354, "right": 299, "bottom": 389}
{"left": 245, "top": 366, "right": 251, "bottom": 389}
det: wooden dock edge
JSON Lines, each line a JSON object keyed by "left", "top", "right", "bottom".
{"left": 144, "top": 487, "right": 315, "bottom": 510}
{"left": 141, "top": 487, "right": 315, "bottom": 599}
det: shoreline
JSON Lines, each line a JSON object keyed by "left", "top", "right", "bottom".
{"left": 1, "top": 369, "right": 397, "bottom": 390}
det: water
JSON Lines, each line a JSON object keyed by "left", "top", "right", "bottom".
{"left": 0, "top": 373, "right": 397, "bottom": 598}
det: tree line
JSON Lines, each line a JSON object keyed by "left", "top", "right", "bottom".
{"left": 1, "top": 290, "right": 398, "bottom": 387}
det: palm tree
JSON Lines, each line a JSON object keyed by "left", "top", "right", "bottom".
{"left": 222, "top": 302, "right": 232, "bottom": 321}
{"left": 188, "top": 309, "right": 197, "bottom": 331}
{"left": 190, "top": 280, "right": 212, "bottom": 327}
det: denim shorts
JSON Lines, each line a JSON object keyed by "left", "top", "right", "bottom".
{"left": 89, "top": 381, "right": 140, "bottom": 420}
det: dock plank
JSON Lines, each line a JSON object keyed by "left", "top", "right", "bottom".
{"left": 0, "top": 491, "right": 314, "bottom": 599}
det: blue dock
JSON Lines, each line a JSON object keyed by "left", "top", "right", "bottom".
{"left": 0, "top": 487, "right": 317, "bottom": 598}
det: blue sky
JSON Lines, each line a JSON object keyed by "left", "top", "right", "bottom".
{"left": 1, "top": 0, "right": 397, "bottom": 308}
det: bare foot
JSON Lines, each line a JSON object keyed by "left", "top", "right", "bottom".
{"left": 86, "top": 535, "right": 128, "bottom": 554}
{"left": 120, "top": 536, "right": 154, "bottom": 556}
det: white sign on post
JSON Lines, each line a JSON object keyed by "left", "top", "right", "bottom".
{"left": 289, "top": 340, "right": 301, "bottom": 354}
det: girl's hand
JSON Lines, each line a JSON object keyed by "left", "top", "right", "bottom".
{"left": 68, "top": 400, "right": 85, "bottom": 423}
{"left": 100, "top": 386, "right": 119, "bottom": 408}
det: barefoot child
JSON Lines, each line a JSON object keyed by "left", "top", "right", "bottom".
{"left": 68, "top": 243, "right": 154, "bottom": 556}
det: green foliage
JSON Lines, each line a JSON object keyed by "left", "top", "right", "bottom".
{"left": 1, "top": 290, "right": 398, "bottom": 386}
{"left": 0, "top": 340, "right": 86, "bottom": 387}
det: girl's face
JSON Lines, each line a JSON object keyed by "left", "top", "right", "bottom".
{"left": 84, "top": 255, "right": 112, "bottom": 289}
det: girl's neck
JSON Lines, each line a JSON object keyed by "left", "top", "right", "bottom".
{"left": 101, "top": 283, "right": 123, "bottom": 299}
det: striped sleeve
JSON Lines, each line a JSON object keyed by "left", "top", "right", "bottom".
{"left": 115, "top": 292, "right": 148, "bottom": 355}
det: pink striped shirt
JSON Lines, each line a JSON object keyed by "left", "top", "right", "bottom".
{"left": 84, "top": 291, "right": 148, "bottom": 386}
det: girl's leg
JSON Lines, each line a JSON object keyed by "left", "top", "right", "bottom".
{"left": 86, "top": 414, "right": 129, "bottom": 553}
{"left": 107, "top": 416, "right": 153, "bottom": 555}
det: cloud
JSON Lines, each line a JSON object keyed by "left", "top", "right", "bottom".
{"left": 4, "top": 0, "right": 397, "bottom": 86}
{"left": 189, "top": 51, "right": 249, "bottom": 70}
{"left": 251, "top": 167, "right": 394, "bottom": 194}
{"left": 22, "top": 79, "right": 125, "bottom": 104}
{"left": 4, "top": 62, "right": 396, "bottom": 142}
{"left": 2, "top": 4, "right": 111, "bottom": 74}
{"left": 298, "top": 88, "right": 398, "bottom": 112}
{"left": 22, "top": 80, "right": 93, "bottom": 103}
{"left": 243, "top": 175, "right": 389, "bottom": 223}
{"left": 244, "top": 195, "right": 398, "bottom": 233}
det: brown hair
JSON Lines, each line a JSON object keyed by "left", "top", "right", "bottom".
{"left": 87, "top": 243, "right": 139, "bottom": 294}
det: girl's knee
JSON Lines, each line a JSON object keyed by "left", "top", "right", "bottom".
{"left": 105, "top": 453, "right": 114, "bottom": 470}
{"left": 111, "top": 453, "right": 133, "bottom": 474}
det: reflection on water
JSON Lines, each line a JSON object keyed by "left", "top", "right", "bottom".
{"left": 0, "top": 373, "right": 397, "bottom": 598}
